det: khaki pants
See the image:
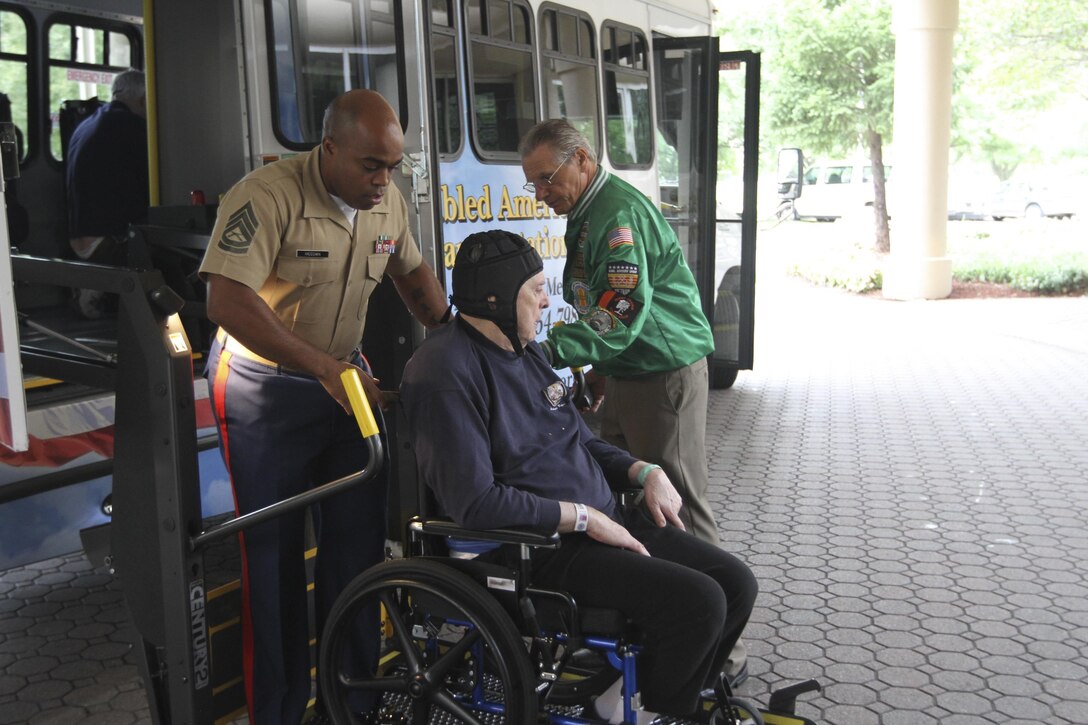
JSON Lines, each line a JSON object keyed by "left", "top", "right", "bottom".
{"left": 599, "top": 357, "right": 720, "bottom": 545}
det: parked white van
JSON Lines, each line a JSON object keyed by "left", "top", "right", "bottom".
{"left": 791, "top": 159, "right": 892, "bottom": 221}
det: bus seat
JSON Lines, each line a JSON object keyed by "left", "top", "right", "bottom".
{"left": 59, "top": 98, "right": 104, "bottom": 162}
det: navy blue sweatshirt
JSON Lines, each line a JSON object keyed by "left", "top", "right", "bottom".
{"left": 401, "top": 317, "right": 637, "bottom": 532}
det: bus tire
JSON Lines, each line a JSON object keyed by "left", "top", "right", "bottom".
{"left": 710, "top": 364, "right": 738, "bottom": 389}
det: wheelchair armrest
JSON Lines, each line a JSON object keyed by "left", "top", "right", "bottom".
{"left": 616, "top": 487, "right": 644, "bottom": 506}
{"left": 409, "top": 516, "right": 561, "bottom": 549}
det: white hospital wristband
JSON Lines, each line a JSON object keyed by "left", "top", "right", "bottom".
{"left": 573, "top": 503, "right": 589, "bottom": 532}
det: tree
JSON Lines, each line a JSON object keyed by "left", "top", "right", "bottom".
{"left": 951, "top": 0, "right": 1088, "bottom": 180}
{"left": 720, "top": 0, "right": 896, "bottom": 252}
{"left": 774, "top": 0, "right": 894, "bottom": 252}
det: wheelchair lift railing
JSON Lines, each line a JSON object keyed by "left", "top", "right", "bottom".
{"left": 11, "top": 255, "right": 383, "bottom": 725}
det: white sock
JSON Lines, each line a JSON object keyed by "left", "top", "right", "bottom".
{"left": 593, "top": 677, "right": 659, "bottom": 724}
{"left": 593, "top": 677, "right": 624, "bottom": 723}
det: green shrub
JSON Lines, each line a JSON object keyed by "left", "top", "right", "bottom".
{"left": 775, "top": 217, "right": 1088, "bottom": 295}
{"left": 949, "top": 220, "right": 1088, "bottom": 294}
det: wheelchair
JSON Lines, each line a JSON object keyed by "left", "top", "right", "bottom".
{"left": 317, "top": 513, "right": 822, "bottom": 725}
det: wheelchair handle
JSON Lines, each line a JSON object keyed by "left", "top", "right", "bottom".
{"left": 570, "top": 366, "right": 594, "bottom": 409}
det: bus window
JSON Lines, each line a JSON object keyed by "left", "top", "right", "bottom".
{"left": 464, "top": 0, "right": 536, "bottom": 158}
{"left": 266, "top": 0, "right": 406, "bottom": 148}
{"left": 428, "top": 0, "right": 461, "bottom": 156}
{"left": 46, "top": 18, "right": 140, "bottom": 161}
{"left": 0, "top": 7, "right": 29, "bottom": 163}
{"left": 539, "top": 5, "right": 599, "bottom": 157}
{"left": 601, "top": 21, "right": 651, "bottom": 168}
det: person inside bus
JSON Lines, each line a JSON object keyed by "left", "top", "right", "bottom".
{"left": 64, "top": 68, "right": 149, "bottom": 318}
{"left": 400, "top": 229, "right": 757, "bottom": 724}
{"left": 198, "top": 89, "right": 448, "bottom": 725}
{"left": 518, "top": 119, "right": 751, "bottom": 680}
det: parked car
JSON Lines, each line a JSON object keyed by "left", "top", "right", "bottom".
{"left": 947, "top": 178, "right": 991, "bottom": 221}
{"left": 988, "top": 181, "right": 1077, "bottom": 220}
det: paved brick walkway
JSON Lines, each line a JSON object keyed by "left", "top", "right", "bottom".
{"left": 2, "top": 252, "right": 1087, "bottom": 724}
{"left": 715, "top": 254, "right": 1088, "bottom": 724}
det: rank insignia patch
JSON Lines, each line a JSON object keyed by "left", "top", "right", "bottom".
{"left": 607, "top": 227, "right": 634, "bottom": 249}
{"left": 606, "top": 262, "right": 640, "bottom": 294}
{"left": 599, "top": 290, "right": 640, "bottom": 324}
{"left": 218, "top": 202, "right": 259, "bottom": 254}
{"left": 585, "top": 309, "right": 617, "bottom": 335}
{"left": 571, "top": 281, "right": 593, "bottom": 315}
{"left": 543, "top": 381, "right": 568, "bottom": 408}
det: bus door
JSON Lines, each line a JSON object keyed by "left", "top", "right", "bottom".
{"left": 652, "top": 40, "right": 759, "bottom": 388}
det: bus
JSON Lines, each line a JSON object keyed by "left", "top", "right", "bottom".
{"left": 1, "top": 0, "right": 759, "bottom": 719}
{"left": 1, "top": 0, "right": 759, "bottom": 567}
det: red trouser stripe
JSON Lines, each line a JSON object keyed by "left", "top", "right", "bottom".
{"left": 212, "top": 350, "right": 257, "bottom": 722}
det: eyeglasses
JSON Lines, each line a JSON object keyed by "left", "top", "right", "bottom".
{"left": 523, "top": 151, "right": 574, "bottom": 194}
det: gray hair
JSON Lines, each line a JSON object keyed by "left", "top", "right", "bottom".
{"left": 518, "top": 119, "right": 597, "bottom": 165}
{"left": 111, "top": 69, "right": 145, "bottom": 104}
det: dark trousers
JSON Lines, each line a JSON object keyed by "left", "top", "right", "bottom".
{"left": 207, "top": 339, "right": 387, "bottom": 724}
{"left": 530, "top": 506, "right": 757, "bottom": 716}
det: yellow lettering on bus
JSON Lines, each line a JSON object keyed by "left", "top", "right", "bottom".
{"left": 441, "top": 184, "right": 493, "bottom": 223}
{"left": 498, "top": 187, "right": 551, "bottom": 221}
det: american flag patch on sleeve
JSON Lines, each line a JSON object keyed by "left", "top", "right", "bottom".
{"left": 607, "top": 227, "right": 635, "bottom": 249}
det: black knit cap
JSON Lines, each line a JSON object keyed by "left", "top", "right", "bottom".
{"left": 451, "top": 230, "right": 543, "bottom": 355}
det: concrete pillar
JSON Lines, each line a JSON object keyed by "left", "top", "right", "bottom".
{"left": 882, "top": 0, "right": 958, "bottom": 300}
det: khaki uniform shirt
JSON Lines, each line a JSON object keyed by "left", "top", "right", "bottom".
{"left": 199, "top": 147, "right": 422, "bottom": 362}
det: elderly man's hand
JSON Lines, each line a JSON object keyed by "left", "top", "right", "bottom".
{"left": 641, "top": 467, "right": 686, "bottom": 530}
{"left": 586, "top": 508, "right": 649, "bottom": 556}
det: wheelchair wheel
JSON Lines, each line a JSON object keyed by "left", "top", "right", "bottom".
{"left": 319, "top": 559, "right": 538, "bottom": 724}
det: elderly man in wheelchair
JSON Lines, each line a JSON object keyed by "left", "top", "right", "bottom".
{"left": 317, "top": 230, "right": 818, "bottom": 724}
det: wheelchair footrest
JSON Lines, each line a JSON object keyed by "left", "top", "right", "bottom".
{"left": 767, "top": 679, "right": 822, "bottom": 715}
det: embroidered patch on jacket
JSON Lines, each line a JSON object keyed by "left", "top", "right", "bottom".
{"left": 599, "top": 290, "right": 640, "bottom": 324}
{"left": 607, "top": 227, "right": 635, "bottom": 249}
{"left": 570, "top": 281, "right": 593, "bottom": 315}
{"left": 606, "top": 261, "right": 640, "bottom": 294}
{"left": 585, "top": 308, "right": 617, "bottom": 335}
{"left": 543, "top": 381, "right": 568, "bottom": 408}
{"left": 218, "top": 202, "right": 260, "bottom": 254}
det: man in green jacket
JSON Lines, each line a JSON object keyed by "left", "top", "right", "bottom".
{"left": 519, "top": 119, "right": 719, "bottom": 545}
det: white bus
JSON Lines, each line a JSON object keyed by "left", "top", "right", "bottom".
{"left": 1, "top": 0, "right": 759, "bottom": 719}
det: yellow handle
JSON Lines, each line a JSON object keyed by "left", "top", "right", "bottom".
{"left": 340, "top": 369, "right": 380, "bottom": 439}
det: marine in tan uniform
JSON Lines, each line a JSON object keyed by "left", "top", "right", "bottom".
{"left": 199, "top": 89, "right": 447, "bottom": 725}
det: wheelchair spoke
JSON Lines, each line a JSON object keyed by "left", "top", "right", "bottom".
{"left": 338, "top": 671, "right": 409, "bottom": 693}
{"left": 430, "top": 689, "right": 488, "bottom": 725}
{"left": 319, "top": 561, "right": 538, "bottom": 724}
{"left": 409, "top": 702, "right": 430, "bottom": 725}
{"left": 423, "top": 626, "right": 482, "bottom": 684}
{"left": 380, "top": 589, "right": 424, "bottom": 674}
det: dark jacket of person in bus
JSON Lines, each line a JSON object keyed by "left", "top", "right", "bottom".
{"left": 518, "top": 119, "right": 720, "bottom": 546}
{"left": 65, "top": 68, "right": 149, "bottom": 262}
